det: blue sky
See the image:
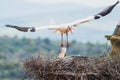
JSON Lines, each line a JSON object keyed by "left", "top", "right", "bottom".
{"left": 0, "top": 0, "right": 120, "bottom": 43}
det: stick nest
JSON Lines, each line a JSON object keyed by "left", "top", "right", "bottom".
{"left": 22, "top": 56, "right": 120, "bottom": 80}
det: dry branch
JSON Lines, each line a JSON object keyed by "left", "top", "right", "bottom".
{"left": 22, "top": 55, "right": 120, "bottom": 80}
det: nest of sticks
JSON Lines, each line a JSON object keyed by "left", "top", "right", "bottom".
{"left": 22, "top": 56, "right": 120, "bottom": 80}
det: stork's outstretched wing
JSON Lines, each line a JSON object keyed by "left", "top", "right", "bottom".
{"left": 5, "top": 24, "right": 60, "bottom": 32}
{"left": 70, "top": 0, "right": 119, "bottom": 27}
{"left": 5, "top": 1, "right": 119, "bottom": 32}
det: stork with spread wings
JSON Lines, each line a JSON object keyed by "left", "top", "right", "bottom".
{"left": 6, "top": 1, "right": 119, "bottom": 47}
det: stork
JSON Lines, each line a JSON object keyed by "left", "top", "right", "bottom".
{"left": 5, "top": 1, "right": 119, "bottom": 48}
{"left": 57, "top": 47, "right": 67, "bottom": 59}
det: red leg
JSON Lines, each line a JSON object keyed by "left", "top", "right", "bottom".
{"left": 61, "top": 33, "right": 64, "bottom": 47}
{"left": 66, "top": 33, "right": 69, "bottom": 48}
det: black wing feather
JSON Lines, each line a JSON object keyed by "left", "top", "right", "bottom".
{"left": 5, "top": 24, "right": 35, "bottom": 32}
{"left": 94, "top": 1, "right": 119, "bottom": 19}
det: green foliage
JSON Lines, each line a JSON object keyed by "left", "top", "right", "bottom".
{"left": 0, "top": 60, "right": 21, "bottom": 79}
{"left": 0, "top": 36, "right": 107, "bottom": 56}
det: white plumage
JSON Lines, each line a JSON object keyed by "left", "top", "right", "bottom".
{"left": 57, "top": 47, "right": 67, "bottom": 59}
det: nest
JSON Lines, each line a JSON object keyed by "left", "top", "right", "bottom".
{"left": 22, "top": 55, "right": 120, "bottom": 80}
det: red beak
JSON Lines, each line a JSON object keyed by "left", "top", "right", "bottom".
{"left": 68, "top": 26, "right": 73, "bottom": 34}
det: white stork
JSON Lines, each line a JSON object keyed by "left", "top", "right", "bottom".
{"left": 5, "top": 1, "right": 119, "bottom": 48}
{"left": 57, "top": 47, "right": 67, "bottom": 59}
